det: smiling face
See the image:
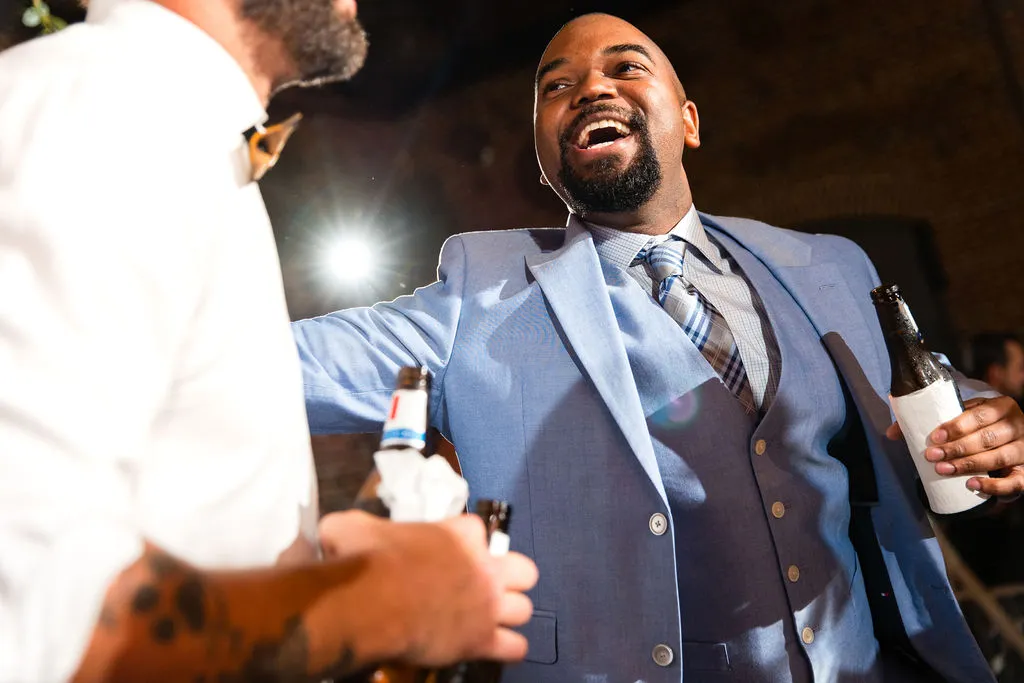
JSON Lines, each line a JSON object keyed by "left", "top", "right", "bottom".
{"left": 533, "top": 14, "right": 699, "bottom": 220}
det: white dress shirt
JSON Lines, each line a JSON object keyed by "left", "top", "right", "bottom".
{"left": 0, "top": 2, "right": 318, "bottom": 681}
{"left": 581, "top": 205, "right": 783, "bottom": 409}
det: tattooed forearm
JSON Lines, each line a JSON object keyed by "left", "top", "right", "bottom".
{"left": 100, "top": 552, "right": 362, "bottom": 683}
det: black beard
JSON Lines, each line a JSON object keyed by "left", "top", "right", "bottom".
{"left": 557, "top": 107, "right": 662, "bottom": 216}
{"left": 242, "top": 0, "right": 369, "bottom": 90}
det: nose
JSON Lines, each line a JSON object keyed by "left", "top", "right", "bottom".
{"left": 572, "top": 70, "right": 617, "bottom": 108}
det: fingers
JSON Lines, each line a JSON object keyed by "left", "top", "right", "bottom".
{"left": 931, "top": 396, "right": 1018, "bottom": 445}
{"left": 441, "top": 514, "right": 488, "bottom": 551}
{"left": 886, "top": 422, "right": 902, "bottom": 441}
{"left": 932, "top": 441, "right": 1024, "bottom": 476}
{"left": 496, "top": 552, "right": 539, "bottom": 592}
{"left": 968, "top": 466, "right": 1024, "bottom": 497}
{"left": 496, "top": 591, "right": 534, "bottom": 627}
{"left": 926, "top": 418, "right": 1020, "bottom": 465}
{"left": 478, "top": 627, "right": 530, "bottom": 663}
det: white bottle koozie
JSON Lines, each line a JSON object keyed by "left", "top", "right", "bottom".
{"left": 890, "top": 378, "right": 990, "bottom": 514}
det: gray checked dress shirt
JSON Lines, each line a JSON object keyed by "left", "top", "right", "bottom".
{"left": 579, "top": 205, "right": 782, "bottom": 410}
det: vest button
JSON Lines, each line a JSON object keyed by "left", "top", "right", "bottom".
{"left": 754, "top": 439, "right": 767, "bottom": 455}
{"left": 787, "top": 565, "right": 801, "bottom": 582}
{"left": 652, "top": 643, "right": 675, "bottom": 667}
{"left": 649, "top": 513, "right": 668, "bottom": 536}
{"left": 771, "top": 501, "right": 786, "bottom": 519}
{"left": 802, "top": 627, "right": 815, "bottom": 644}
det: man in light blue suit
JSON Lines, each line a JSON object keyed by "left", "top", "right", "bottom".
{"left": 294, "top": 13, "right": 1024, "bottom": 682}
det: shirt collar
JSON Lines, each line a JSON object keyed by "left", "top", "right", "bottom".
{"left": 577, "top": 204, "right": 726, "bottom": 272}
{"left": 87, "top": 0, "right": 268, "bottom": 144}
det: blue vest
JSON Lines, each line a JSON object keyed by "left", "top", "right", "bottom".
{"left": 610, "top": 230, "right": 884, "bottom": 681}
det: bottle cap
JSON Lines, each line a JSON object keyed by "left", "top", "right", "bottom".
{"left": 870, "top": 284, "right": 902, "bottom": 304}
{"left": 475, "top": 499, "right": 511, "bottom": 531}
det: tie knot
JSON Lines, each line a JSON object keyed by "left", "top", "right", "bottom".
{"left": 641, "top": 238, "right": 686, "bottom": 283}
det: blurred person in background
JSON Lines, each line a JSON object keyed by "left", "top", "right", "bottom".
{"left": 0, "top": 1, "right": 537, "bottom": 682}
{"left": 969, "top": 333, "right": 1024, "bottom": 407}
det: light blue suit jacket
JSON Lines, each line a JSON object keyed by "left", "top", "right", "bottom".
{"left": 293, "top": 213, "right": 993, "bottom": 682}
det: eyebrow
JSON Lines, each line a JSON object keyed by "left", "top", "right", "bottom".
{"left": 535, "top": 44, "right": 656, "bottom": 87}
{"left": 603, "top": 43, "right": 654, "bottom": 61}
{"left": 536, "top": 57, "right": 568, "bottom": 87}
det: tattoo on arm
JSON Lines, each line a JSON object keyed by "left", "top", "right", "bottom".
{"left": 111, "top": 552, "right": 359, "bottom": 682}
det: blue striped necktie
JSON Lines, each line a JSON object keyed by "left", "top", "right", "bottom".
{"left": 640, "top": 237, "right": 755, "bottom": 413}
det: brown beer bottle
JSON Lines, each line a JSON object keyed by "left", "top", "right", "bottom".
{"left": 871, "top": 284, "right": 992, "bottom": 515}
{"left": 345, "top": 367, "right": 433, "bottom": 683}
{"left": 352, "top": 366, "right": 431, "bottom": 518}
{"left": 432, "top": 499, "right": 513, "bottom": 683}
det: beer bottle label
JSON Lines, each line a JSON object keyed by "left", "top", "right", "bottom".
{"left": 890, "top": 378, "right": 989, "bottom": 514}
{"left": 380, "top": 389, "right": 428, "bottom": 451}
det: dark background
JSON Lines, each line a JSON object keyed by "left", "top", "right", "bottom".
{"left": 4, "top": 0, "right": 1024, "bottom": 361}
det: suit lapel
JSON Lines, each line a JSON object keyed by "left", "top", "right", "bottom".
{"left": 703, "top": 213, "right": 887, "bottom": 393}
{"left": 526, "top": 225, "right": 668, "bottom": 505}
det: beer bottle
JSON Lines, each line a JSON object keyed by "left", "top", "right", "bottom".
{"left": 433, "top": 500, "right": 513, "bottom": 683}
{"left": 352, "top": 366, "right": 431, "bottom": 518}
{"left": 871, "top": 284, "right": 991, "bottom": 515}
{"left": 348, "top": 372, "right": 514, "bottom": 683}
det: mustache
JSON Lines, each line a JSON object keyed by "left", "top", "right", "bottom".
{"left": 559, "top": 104, "right": 645, "bottom": 149}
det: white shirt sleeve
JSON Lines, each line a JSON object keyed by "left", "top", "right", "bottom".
{"left": 0, "top": 67, "right": 210, "bottom": 683}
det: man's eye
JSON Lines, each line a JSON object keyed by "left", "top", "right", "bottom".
{"left": 617, "top": 62, "right": 644, "bottom": 74}
{"left": 544, "top": 82, "right": 569, "bottom": 94}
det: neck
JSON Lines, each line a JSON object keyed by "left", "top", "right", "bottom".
{"left": 577, "top": 172, "right": 694, "bottom": 236}
{"left": 154, "top": 0, "right": 291, "bottom": 106}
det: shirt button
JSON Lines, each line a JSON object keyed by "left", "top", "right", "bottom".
{"left": 787, "top": 565, "right": 801, "bottom": 582}
{"left": 771, "top": 501, "right": 786, "bottom": 519}
{"left": 649, "top": 513, "right": 668, "bottom": 536}
{"left": 652, "top": 643, "right": 675, "bottom": 667}
{"left": 802, "top": 627, "right": 815, "bottom": 644}
{"left": 754, "top": 439, "right": 767, "bottom": 455}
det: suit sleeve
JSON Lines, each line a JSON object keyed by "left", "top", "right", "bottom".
{"left": 292, "top": 235, "right": 468, "bottom": 434}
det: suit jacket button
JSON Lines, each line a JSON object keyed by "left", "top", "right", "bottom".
{"left": 652, "top": 643, "right": 675, "bottom": 667}
{"left": 649, "top": 513, "right": 668, "bottom": 536}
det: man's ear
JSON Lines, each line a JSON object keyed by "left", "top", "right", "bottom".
{"left": 682, "top": 100, "right": 701, "bottom": 149}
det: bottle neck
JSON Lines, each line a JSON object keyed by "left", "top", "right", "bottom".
{"left": 874, "top": 300, "right": 948, "bottom": 397}
{"left": 380, "top": 387, "right": 429, "bottom": 453}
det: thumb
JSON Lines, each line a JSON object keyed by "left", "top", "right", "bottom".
{"left": 885, "top": 421, "right": 903, "bottom": 441}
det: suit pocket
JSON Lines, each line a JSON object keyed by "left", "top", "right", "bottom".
{"left": 682, "top": 641, "right": 730, "bottom": 672}
{"left": 519, "top": 609, "right": 557, "bottom": 664}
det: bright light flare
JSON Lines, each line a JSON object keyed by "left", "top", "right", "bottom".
{"left": 327, "top": 237, "right": 374, "bottom": 283}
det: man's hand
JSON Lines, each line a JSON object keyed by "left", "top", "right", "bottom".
{"left": 318, "top": 510, "right": 539, "bottom": 666}
{"left": 886, "top": 395, "right": 1024, "bottom": 497}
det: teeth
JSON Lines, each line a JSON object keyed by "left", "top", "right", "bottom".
{"left": 576, "top": 119, "right": 632, "bottom": 147}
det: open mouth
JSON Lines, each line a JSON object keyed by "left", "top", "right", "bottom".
{"left": 575, "top": 119, "right": 632, "bottom": 150}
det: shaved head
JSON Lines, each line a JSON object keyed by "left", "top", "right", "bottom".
{"left": 537, "top": 14, "right": 686, "bottom": 105}
{"left": 532, "top": 13, "right": 700, "bottom": 228}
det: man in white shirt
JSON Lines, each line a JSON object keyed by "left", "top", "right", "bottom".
{"left": 0, "top": 1, "right": 537, "bottom": 682}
